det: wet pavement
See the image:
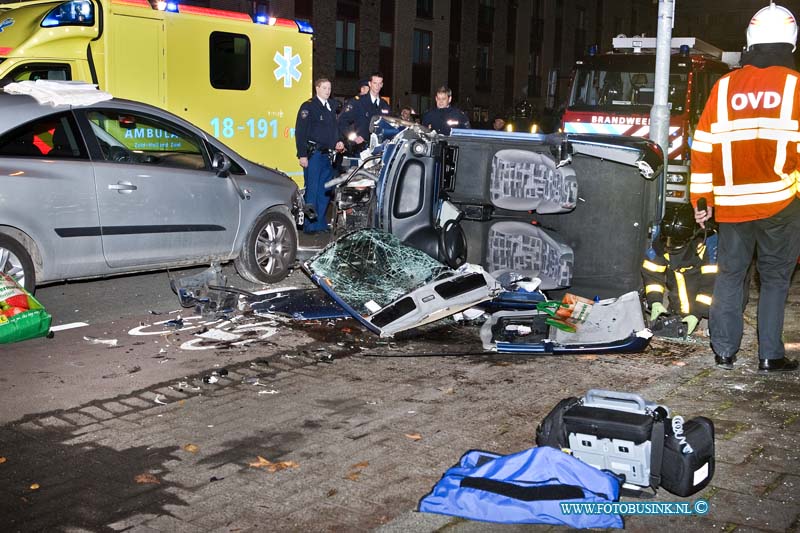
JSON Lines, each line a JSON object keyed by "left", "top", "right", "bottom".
{"left": 0, "top": 267, "right": 798, "bottom": 532}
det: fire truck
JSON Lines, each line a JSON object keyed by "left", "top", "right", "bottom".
{"left": 562, "top": 36, "right": 739, "bottom": 204}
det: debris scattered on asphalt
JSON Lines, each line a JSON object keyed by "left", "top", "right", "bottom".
{"left": 404, "top": 433, "right": 422, "bottom": 441}
{"left": 257, "top": 389, "right": 279, "bottom": 395}
{"left": 248, "top": 456, "right": 299, "bottom": 472}
{"left": 148, "top": 310, "right": 162, "bottom": 315}
{"left": 154, "top": 394, "right": 168, "bottom": 405}
{"left": 83, "top": 336, "right": 118, "bottom": 347}
{"left": 183, "top": 444, "right": 199, "bottom": 454}
{"left": 209, "top": 476, "right": 223, "bottom": 482}
{"left": 29, "top": 483, "right": 40, "bottom": 490}
{"left": 128, "top": 365, "right": 141, "bottom": 374}
{"left": 134, "top": 473, "right": 160, "bottom": 485}
{"left": 218, "top": 368, "right": 229, "bottom": 376}
{"left": 165, "top": 318, "right": 184, "bottom": 329}
{"left": 202, "top": 375, "right": 219, "bottom": 384}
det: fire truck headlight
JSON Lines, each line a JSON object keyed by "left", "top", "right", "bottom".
{"left": 667, "top": 173, "right": 687, "bottom": 184}
{"left": 530, "top": 124, "right": 539, "bottom": 134}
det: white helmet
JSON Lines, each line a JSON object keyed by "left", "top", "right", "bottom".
{"left": 747, "top": 3, "right": 798, "bottom": 52}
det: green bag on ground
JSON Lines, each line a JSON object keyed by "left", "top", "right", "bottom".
{"left": 0, "top": 273, "right": 52, "bottom": 344}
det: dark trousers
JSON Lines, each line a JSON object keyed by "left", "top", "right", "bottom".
{"left": 303, "top": 152, "right": 336, "bottom": 233}
{"left": 710, "top": 199, "right": 800, "bottom": 360}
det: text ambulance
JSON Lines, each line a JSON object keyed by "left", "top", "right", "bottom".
{"left": 0, "top": 0, "right": 313, "bottom": 180}
{"left": 562, "top": 37, "right": 736, "bottom": 203}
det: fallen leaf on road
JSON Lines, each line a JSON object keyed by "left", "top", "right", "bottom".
{"left": 672, "top": 361, "right": 687, "bottom": 366}
{"left": 344, "top": 471, "right": 361, "bottom": 481}
{"left": 248, "top": 456, "right": 299, "bottom": 472}
{"left": 326, "top": 489, "right": 338, "bottom": 497}
{"left": 577, "top": 355, "right": 599, "bottom": 361}
{"left": 405, "top": 433, "right": 422, "bottom": 441}
{"left": 29, "top": 483, "right": 39, "bottom": 490}
{"left": 349, "top": 461, "right": 369, "bottom": 469}
{"left": 134, "top": 473, "right": 160, "bottom": 485}
{"left": 183, "top": 444, "right": 199, "bottom": 454}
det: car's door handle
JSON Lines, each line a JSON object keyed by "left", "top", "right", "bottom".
{"left": 108, "top": 181, "right": 137, "bottom": 193}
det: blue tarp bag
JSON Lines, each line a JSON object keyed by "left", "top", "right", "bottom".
{"left": 418, "top": 446, "right": 623, "bottom": 529}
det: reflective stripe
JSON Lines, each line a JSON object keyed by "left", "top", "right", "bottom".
{"left": 674, "top": 271, "right": 690, "bottom": 315}
{"left": 642, "top": 260, "right": 667, "bottom": 273}
{"left": 714, "top": 183, "right": 797, "bottom": 206}
{"left": 645, "top": 284, "right": 665, "bottom": 294}
{"left": 696, "top": 294, "right": 712, "bottom": 306}
{"left": 713, "top": 174, "right": 795, "bottom": 196}
{"left": 710, "top": 117, "right": 799, "bottom": 133}
{"left": 692, "top": 140, "right": 713, "bottom": 153}
{"left": 722, "top": 140, "right": 733, "bottom": 186}
{"left": 692, "top": 183, "right": 714, "bottom": 193}
{"left": 690, "top": 173, "right": 713, "bottom": 184}
{"left": 717, "top": 77, "right": 730, "bottom": 123}
{"left": 781, "top": 75, "right": 797, "bottom": 121}
{"left": 694, "top": 129, "right": 714, "bottom": 143}
{"left": 701, "top": 265, "right": 718, "bottom": 274}
{"left": 701, "top": 128, "right": 800, "bottom": 144}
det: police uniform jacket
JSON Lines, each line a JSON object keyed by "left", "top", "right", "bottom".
{"left": 338, "top": 94, "right": 390, "bottom": 140}
{"left": 295, "top": 97, "right": 339, "bottom": 158}
{"left": 421, "top": 106, "right": 471, "bottom": 135}
{"left": 641, "top": 236, "right": 718, "bottom": 318}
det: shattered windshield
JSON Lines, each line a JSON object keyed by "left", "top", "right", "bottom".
{"left": 305, "top": 229, "right": 452, "bottom": 314}
{"left": 568, "top": 68, "right": 688, "bottom": 114}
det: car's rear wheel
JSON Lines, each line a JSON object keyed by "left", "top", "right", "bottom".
{"left": 235, "top": 210, "right": 297, "bottom": 284}
{"left": 0, "top": 234, "right": 35, "bottom": 293}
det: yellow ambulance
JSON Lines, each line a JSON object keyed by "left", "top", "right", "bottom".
{"left": 0, "top": 0, "right": 312, "bottom": 180}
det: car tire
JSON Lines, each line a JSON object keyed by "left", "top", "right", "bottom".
{"left": 235, "top": 209, "right": 297, "bottom": 285}
{"left": 0, "top": 234, "right": 36, "bottom": 293}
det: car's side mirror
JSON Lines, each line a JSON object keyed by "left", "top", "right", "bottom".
{"left": 211, "top": 152, "right": 231, "bottom": 177}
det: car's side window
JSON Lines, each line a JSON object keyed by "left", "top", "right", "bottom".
{"left": 6, "top": 63, "right": 72, "bottom": 82}
{"left": 85, "top": 110, "right": 209, "bottom": 171}
{"left": 0, "top": 113, "right": 87, "bottom": 159}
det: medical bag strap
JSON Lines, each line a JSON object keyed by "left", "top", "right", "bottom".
{"left": 649, "top": 417, "right": 665, "bottom": 490}
{"left": 459, "top": 477, "right": 586, "bottom": 501}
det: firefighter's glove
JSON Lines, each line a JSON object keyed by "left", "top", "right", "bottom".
{"left": 682, "top": 314, "right": 699, "bottom": 336}
{"left": 650, "top": 302, "right": 667, "bottom": 322}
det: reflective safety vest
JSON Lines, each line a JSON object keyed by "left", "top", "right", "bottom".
{"left": 690, "top": 65, "right": 800, "bottom": 222}
{"left": 642, "top": 235, "right": 717, "bottom": 317}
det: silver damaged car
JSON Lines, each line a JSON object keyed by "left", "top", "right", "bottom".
{"left": 0, "top": 92, "right": 302, "bottom": 291}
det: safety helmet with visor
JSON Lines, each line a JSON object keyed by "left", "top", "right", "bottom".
{"left": 659, "top": 204, "right": 697, "bottom": 252}
{"left": 746, "top": 2, "right": 797, "bottom": 52}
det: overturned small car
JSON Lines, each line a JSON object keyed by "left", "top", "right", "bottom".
{"left": 327, "top": 117, "right": 665, "bottom": 298}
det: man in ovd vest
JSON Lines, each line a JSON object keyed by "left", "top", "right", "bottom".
{"left": 691, "top": 3, "right": 800, "bottom": 372}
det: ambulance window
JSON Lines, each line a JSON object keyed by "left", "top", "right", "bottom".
{"left": 0, "top": 113, "right": 87, "bottom": 159}
{"left": 210, "top": 32, "right": 251, "bottom": 90}
{"left": 6, "top": 63, "right": 71, "bottom": 82}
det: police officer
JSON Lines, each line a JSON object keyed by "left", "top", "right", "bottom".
{"left": 338, "top": 71, "right": 390, "bottom": 151}
{"left": 421, "top": 86, "right": 470, "bottom": 135}
{"left": 295, "top": 77, "right": 344, "bottom": 234}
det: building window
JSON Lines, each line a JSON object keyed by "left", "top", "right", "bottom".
{"left": 413, "top": 29, "right": 432, "bottom": 64}
{"left": 412, "top": 29, "right": 432, "bottom": 94}
{"left": 574, "top": 7, "right": 586, "bottom": 58}
{"left": 477, "top": 0, "right": 494, "bottom": 43}
{"left": 209, "top": 32, "right": 250, "bottom": 90}
{"left": 336, "top": 19, "right": 359, "bottom": 76}
{"left": 416, "top": 0, "right": 433, "bottom": 19}
{"left": 476, "top": 45, "right": 492, "bottom": 92}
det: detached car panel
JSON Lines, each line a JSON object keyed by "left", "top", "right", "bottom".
{"left": 302, "top": 229, "right": 500, "bottom": 337}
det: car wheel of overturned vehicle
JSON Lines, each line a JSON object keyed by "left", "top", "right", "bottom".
{"left": 0, "top": 234, "right": 35, "bottom": 293}
{"left": 235, "top": 209, "right": 297, "bottom": 284}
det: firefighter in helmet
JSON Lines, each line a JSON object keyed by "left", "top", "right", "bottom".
{"left": 642, "top": 204, "right": 718, "bottom": 336}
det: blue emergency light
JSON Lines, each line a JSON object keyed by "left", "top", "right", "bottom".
{"left": 295, "top": 19, "right": 314, "bottom": 34}
{"left": 41, "top": 0, "right": 94, "bottom": 27}
{"left": 255, "top": 15, "right": 268, "bottom": 24}
{"left": 166, "top": 2, "right": 179, "bottom": 13}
